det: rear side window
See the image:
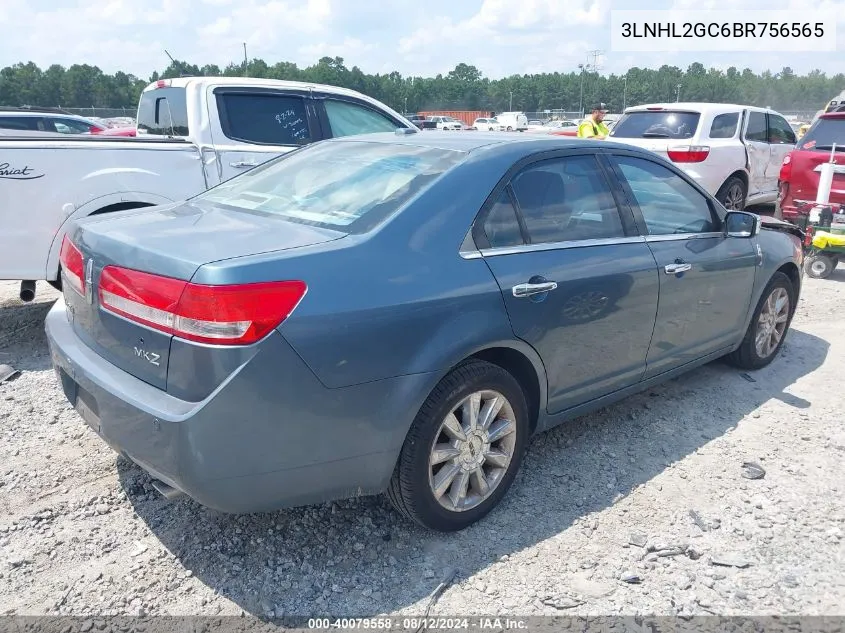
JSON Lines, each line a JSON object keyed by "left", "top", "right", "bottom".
{"left": 745, "top": 111, "right": 768, "bottom": 142}
{"left": 195, "top": 140, "right": 466, "bottom": 233}
{"left": 709, "top": 112, "right": 739, "bottom": 139}
{"left": 510, "top": 155, "right": 625, "bottom": 244}
{"left": 217, "top": 93, "right": 311, "bottom": 145}
{"left": 799, "top": 118, "right": 845, "bottom": 151}
{"left": 483, "top": 191, "right": 524, "bottom": 248}
{"left": 137, "top": 87, "right": 189, "bottom": 136}
{"left": 610, "top": 111, "right": 700, "bottom": 139}
{"left": 324, "top": 99, "right": 400, "bottom": 137}
{"left": 0, "top": 116, "right": 42, "bottom": 131}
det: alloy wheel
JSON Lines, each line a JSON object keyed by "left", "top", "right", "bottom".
{"left": 428, "top": 390, "right": 517, "bottom": 512}
{"left": 755, "top": 286, "right": 790, "bottom": 358}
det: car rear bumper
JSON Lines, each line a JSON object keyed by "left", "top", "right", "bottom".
{"left": 46, "top": 298, "right": 435, "bottom": 513}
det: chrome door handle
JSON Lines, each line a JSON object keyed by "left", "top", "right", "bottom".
{"left": 512, "top": 281, "right": 558, "bottom": 297}
{"left": 230, "top": 161, "right": 258, "bottom": 168}
{"left": 664, "top": 263, "right": 692, "bottom": 274}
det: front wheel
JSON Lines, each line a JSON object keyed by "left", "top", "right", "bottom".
{"left": 726, "top": 272, "right": 795, "bottom": 370}
{"left": 387, "top": 360, "right": 529, "bottom": 531}
{"left": 804, "top": 254, "right": 835, "bottom": 279}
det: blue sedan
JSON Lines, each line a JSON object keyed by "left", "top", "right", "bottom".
{"left": 46, "top": 131, "right": 804, "bottom": 531}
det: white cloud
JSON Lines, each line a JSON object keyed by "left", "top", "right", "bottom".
{"left": 0, "top": 0, "right": 841, "bottom": 81}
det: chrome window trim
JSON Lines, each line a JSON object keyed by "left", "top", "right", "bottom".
{"left": 644, "top": 231, "right": 724, "bottom": 243}
{"left": 472, "top": 235, "right": 646, "bottom": 258}
{"left": 459, "top": 232, "right": 731, "bottom": 259}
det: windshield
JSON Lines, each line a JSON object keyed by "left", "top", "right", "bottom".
{"left": 610, "top": 111, "right": 700, "bottom": 139}
{"left": 797, "top": 118, "right": 845, "bottom": 151}
{"left": 195, "top": 140, "right": 466, "bottom": 233}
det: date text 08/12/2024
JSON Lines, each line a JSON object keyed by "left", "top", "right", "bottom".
{"left": 619, "top": 22, "right": 825, "bottom": 39}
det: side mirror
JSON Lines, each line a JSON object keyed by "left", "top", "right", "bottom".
{"left": 724, "top": 211, "right": 760, "bottom": 238}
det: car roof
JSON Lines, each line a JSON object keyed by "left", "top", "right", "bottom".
{"left": 820, "top": 112, "right": 845, "bottom": 119}
{"left": 323, "top": 130, "right": 611, "bottom": 155}
{"left": 625, "top": 102, "right": 774, "bottom": 114}
{"left": 0, "top": 110, "right": 92, "bottom": 120}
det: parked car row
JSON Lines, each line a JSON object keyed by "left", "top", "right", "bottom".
{"left": 0, "top": 107, "right": 136, "bottom": 136}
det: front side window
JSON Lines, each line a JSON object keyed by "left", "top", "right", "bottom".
{"left": 509, "top": 155, "right": 625, "bottom": 244}
{"left": 324, "top": 99, "right": 400, "bottom": 138}
{"left": 768, "top": 114, "right": 797, "bottom": 145}
{"left": 217, "top": 93, "right": 311, "bottom": 145}
{"left": 613, "top": 155, "right": 718, "bottom": 235}
{"left": 54, "top": 118, "right": 93, "bottom": 134}
{"left": 196, "top": 140, "right": 466, "bottom": 233}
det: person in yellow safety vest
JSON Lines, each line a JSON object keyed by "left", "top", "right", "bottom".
{"left": 577, "top": 102, "right": 610, "bottom": 139}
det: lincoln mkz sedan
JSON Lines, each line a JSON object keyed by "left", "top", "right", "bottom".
{"left": 46, "top": 132, "right": 804, "bottom": 531}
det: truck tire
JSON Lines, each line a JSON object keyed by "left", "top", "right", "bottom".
{"left": 715, "top": 176, "right": 747, "bottom": 211}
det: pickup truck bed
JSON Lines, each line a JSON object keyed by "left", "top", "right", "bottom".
{"left": 0, "top": 135, "right": 206, "bottom": 282}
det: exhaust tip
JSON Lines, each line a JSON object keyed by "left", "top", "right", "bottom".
{"left": 19, "top": 281, "right": 36, "bottom": 302}
{"left": 150, "top": 479, "right": 185, "bottom": 501}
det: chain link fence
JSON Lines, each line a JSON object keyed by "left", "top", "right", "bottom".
{"left": 524, "top": 110, "right": 584, "bottom": 122}
{"left": 58, "top": 107, "right": 136, "bottom": 119}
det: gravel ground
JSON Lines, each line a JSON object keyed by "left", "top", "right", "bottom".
{"left": 1, "top": 270, "right": 844, "bottom": 619}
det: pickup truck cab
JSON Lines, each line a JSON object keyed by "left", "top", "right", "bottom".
{"left": 608, "top": 103, "right": 797, "bottom": 210}
{"left": 0, "top": 76, "right": 415, "bottom": 299}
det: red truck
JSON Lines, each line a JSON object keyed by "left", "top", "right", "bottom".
{"left": 778, "top": 111, "right": 845, "bottom": 221}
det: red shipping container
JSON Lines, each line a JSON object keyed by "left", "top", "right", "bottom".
{"left": 417, "top": 110, "right": 492, "bottom": 127}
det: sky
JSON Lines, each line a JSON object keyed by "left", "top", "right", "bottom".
{"left": 1, "top": 0, "right": 844, "bottom": 80}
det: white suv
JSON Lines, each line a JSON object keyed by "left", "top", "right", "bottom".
{"left": 608, "top": 103, "right": 797, "bottom": 210}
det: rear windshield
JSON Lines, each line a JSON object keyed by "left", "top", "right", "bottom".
{"left": 610, "top": 111, "right": 700, "bottom": 139}
{"left": 137, "top": 86, "right": 189, "bottom": 136}
{"left": 195, "top": 140, "right": 466, "bottom": 233}
{"left": 797, "top": 118, "right": 845, "bottom": 152}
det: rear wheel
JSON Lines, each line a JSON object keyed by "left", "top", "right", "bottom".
{"left": 387, "top": 360, "right": 529, "bottom": 531}
{"left": 804, "top": 254, "right": 835, "bottom": 279}
{"left": 726, "top": 272, "right": 795, "bottom": 370}
{"left": 507, "top": 126, "right": 513, "bottom": 131}
{"left": 716, "top": 175, "right": 747, "bottom": 210}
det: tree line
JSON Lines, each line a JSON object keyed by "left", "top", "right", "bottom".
{"left": 1, "top": 57, "right": 841, "bottom": 114}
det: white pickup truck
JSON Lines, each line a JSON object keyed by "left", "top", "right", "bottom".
{"left": 0, "top": 76, "right": 415, "bottom": 300}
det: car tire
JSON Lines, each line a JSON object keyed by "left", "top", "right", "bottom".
{"left": 725, "top": 272, "right": 795, "bottom": 370}
{"left": 804, "top": 254, "right": 835, "bottom": 279}
{"left": 715, "top": 175, "right": 747, "bottom": 211}
{"left": 386, "top": 359, "right": 529, "bottom": 532}
{"left": 507, "top": 126, "right": 513, "bottom": 131}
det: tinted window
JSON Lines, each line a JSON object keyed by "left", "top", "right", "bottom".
{"left": 483, "top": 191, "right": 523, "bottom": 248}
{"left": 324, "top": 99, "right": 399, "bottom": 137}
{"left": 610, "top": 111, "right": 700, "bottom": 139}
{"left": 0, "top": 116, "right": 41, "bottom": 131}
{"left": 768, "top": 114, "right": 797, "bottom": 144}
{"left": 510, "top": 155, "right": 625, "bottom": 244}
{"left": 798, "top": 118, "right": 845, "bottom": 151}
{"left": 54, "top": 118, "right": 93, "bottom": 134}
{"left": 196, "top": 140, "right": 465, "bottom": 233}
{"left": 709, "top": 112, "right": 739, "bottom": 139}
{"left": 137, "top": 87, "right": 189, "bottom": 136}
{"left": 745, "top": 111, "right": 768, "bottom": 142}
{"left": 217, "top": 93, "right": 311, "bottom": 145}
{"left": 614, "top": 156, "right": 717, "bottom": 234}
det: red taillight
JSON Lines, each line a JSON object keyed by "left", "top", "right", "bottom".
{"left": 667, "top": 145, "right": 710, "bottom": 163}
{"left": 779, "top": 154, "right": 793, "bottom": 182}
{"left": 59, "top": 236, "right": 85, "bottom": 296}
{"left": 98, "top": 266, "right": 306, "bottom": 346}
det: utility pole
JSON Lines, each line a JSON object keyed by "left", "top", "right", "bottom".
{"left": 578, "top": 64, "right": 585, "bottom": 117}
{"left": 586, "top": 49, "right": 604, "bottom": 73}
{"left": 243, "top": 43, "right": 248, "bottom": 77}
{"left": 676, "top": 83, "right": 682, "bottom": 102}
{"left": 509, "top": 91, "right": 513, "bottom": 111}
{"left": 623, "top": 74, "right": 628, "bottom": 111}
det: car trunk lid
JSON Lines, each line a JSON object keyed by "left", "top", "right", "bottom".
{"left": 62, "top": 201, "right": 343, "bottom": 389}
